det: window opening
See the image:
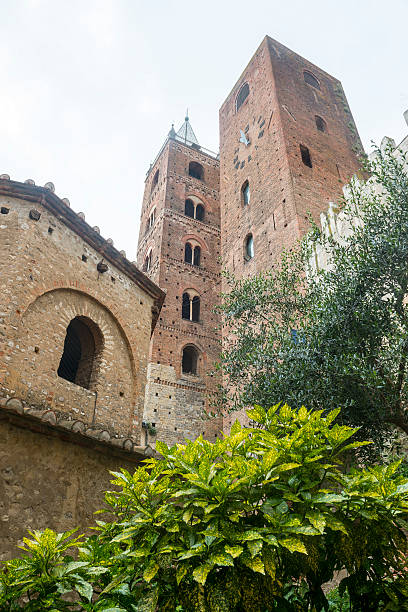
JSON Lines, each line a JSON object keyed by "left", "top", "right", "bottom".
{"left": 185, "top": 199, "right": 194, "bottom": 218}
{"left": 245, "top": 234, "right": 254, "bottom": 260}
{"left": 196, "top": 204, "right": 204, "bottom": 221}
{"left": 193, "top": 245, "right": 201, "bottom": 266}
{"left": 242, "top": 180, "right": 250, "bottom": 205}
{"left": 300, "top": 145, "right": 312, "bottom": 168}
{"left": 182, "top": 292, "right": 200, "bottom": 322}
{"left": 188, "top": 162, "right": 204, "bottom": 180}
{"left": 57, "top": 317, "right": 101, "bottom": 390}
{"left": 144, "top": 250, "right": 152, "bottom": 272}
{"left": 315, "top": 115, "right": 326, "bottom": 132}
{"left": 236, "top": 82, "right": 249, "bottom": 111}
{"left": 182, "top": 345, "right": 199, "bottom": 375}
{"left": 303, "top": 71, "right": 320, "bottom": 89}
{"left": 151, "top": 169, "right": 159, "bottom": 193}
{"left": 184, "top": 242, "right": 201, "bottom": 266}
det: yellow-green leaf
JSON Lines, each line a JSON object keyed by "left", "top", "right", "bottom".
{"left": 143, "top": 561, "right": 159, "bottom": 583}
{"left": 183, "top": 507, "right": 193, "bottom": 523}
{"left": 176, "top": 564, "right": 188, "bottom": 585}
{"left": 241, "top": 553, "right": 265, "bottom": 574}
{"left": 279, "top": 537, "right": 307, "bottom": 555}
{"left": 247, "top": 539, "right": 263, "bottom": 558}
{"left": 306, "top": 511, "right": 326, "bottom": 534}
{"left": 193, "top": 563, "right": 212, "bottom": 585}
{"left": 225, "top": 544, "right": 243, "bottom": 558}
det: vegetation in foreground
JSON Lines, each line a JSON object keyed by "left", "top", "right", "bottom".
{"left": 1, "top": 405, "right": 407, "bottom": 611}
{"left": 217, "top": 146, "right": 408, "bottom": 450}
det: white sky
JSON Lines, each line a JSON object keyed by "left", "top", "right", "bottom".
{"left": 1, "top": 0, "right": 407, "bottom": 259}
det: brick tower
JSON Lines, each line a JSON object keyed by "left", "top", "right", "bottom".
{"left": 219, "top": 36, "right": 363, "bottom": 278}
{"left": 136, "top": 117, "right": 222, "bottom": 446}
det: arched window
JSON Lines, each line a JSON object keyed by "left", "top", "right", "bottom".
{"left": 144, "top": 249, "right": 152, "bottom": 272}
{"left": 303, "top": 71, "right": 320, "bottom": 90}
{"left": 184, "top": 198, "right": 205, "bottom": 221}
{"left": 145, "top": 208, "right": 156, "bottom": 234}
{"left": 184, "top": 242, "right": 201, "bottom": 266}
{"left": 196, "top": 204, "right": 205, "bottom": 221}
{"left": 300, "top": 144, "right": 312, "bottom": 168}
{"left": 151, "top": 169, "right": 159, "bottom": 193}
{"left": 236, "top": 82, "right": 249, "bottom": 111}
{"left": 182, "top": 345, "right": 199, "bottom": 375}
{"left": 182, "top": 291, "right": 200, "bottom": 322}
{"left": 241, "top": 180, "right": 250, "bottom": 206}
{"left": 185, "top": 199, "right": 195, "bottom": 218}
{"left": 57, "top": 316, "right": 102, "bottom": 390}
{"left": 188, "top": 162, "right": 204, "bottom": 181}
{"left": 315, "top": 115, "right": 327, "bottom": 133}
{"left": 245, "top": 234, "right": 254, "bottom": 260}
{"left": 193, "top": 245, "right": 201, "bottom": 266}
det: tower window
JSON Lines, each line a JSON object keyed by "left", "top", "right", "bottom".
{"left": 241, "top": 180, "right": 250, "bottom": 205}
{"left": 184, "top": 242, "right": 201, "bottom": 266}
{"left": 300, "top": 145, "right": 312, "bottom": 168}
{"left": 57, "top": 316, "right": 102, "bottom": 390}
{"left": 236, "top": 82, "right": 249, "bottom": 111}
{"left": 184, "top": 198, "right": 205, "bottom": 221}
{"left": 315, "top": 115, "right": 327, "bottom": 133}
{"left": 188, "top": 162, "right": 204, "bottom": 181}
{"left": 244, "top": 234, "right": 254, "bottom": 260}
{"left": 146, "top": 208, "right": 156, "bottom": 233}
{"left": 151, "top": 169, "right": 159, "bottom": 193}
{"left": 303, "top": 71, "right": 320, "bottom": 90}
{"left": 182, "top": 345, "right": 199, "bottom": 375}
{"left": 182, "top": 291, "right": 200, "bottom": 322}
{"left": 144, "top": 249, "right": 152, "bottom": 272}
{"left": 185, "top": 199, "right": 195, "bottom": 218}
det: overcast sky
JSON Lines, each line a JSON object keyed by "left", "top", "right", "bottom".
{"left": 1, "top": 0, "right": 407, "bottom": 259}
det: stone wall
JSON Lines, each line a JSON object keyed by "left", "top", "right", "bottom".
{"left": 0, "top": 416, "right": 142, "bottom": 561}
{"left": 0, "top": 178, "right": 164, "bottom": 558}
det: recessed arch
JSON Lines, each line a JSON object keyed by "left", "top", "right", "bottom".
{"left": 58, "top": 316, "right": 104, "bottom": 390}
{"left": 188, "top": 161, "right": 204, "bottom": 181}
{"left": 236, "top": 82, "right": 249, "bottom": 111}
{"left": 315, "top": 115, "right": 327, "bottom": 133}
{"left": 182, "top": 289, "right": 201, "bottom": 322}
{"left": 244, "top": 233, "right": 254, "bottom": 260}
{"left": 303, "top": 70, "right": 320, "bottom": 90}
{"left": 151, "top": 169, "right": 159, "bottom": 193}
{"left": 182, "top": 344, "right": 200, "bottom": 375}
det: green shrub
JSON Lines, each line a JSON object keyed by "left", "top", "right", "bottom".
{"left": 1, "top": 404, "right": 408, "bottom": 610}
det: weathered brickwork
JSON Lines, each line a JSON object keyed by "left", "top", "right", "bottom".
{"left": 219, "top": 36, "right": 363, "bottom": 280}
{"left": 137, "top": 132, "right": 223, "bottom": 445}
{"left": 0, "top": 179, "right": 164, "bottom": 556}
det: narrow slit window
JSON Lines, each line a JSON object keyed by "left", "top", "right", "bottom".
{"left": 242, "top": 180, "right": 250, "bottom": 205}
{"left": 245, "top": 234, "right": 254, "bottom": 260}
{"left": 315, "top": 115, "right": 327, "bottom": 133}
{"left": 300, "top": 145, "right": 312, "bottom": 168}
{"left": 185, "top": 199, "right": 195, "bottom": 218}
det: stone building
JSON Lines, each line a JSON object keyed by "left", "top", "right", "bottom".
{"left": 136, "top": 118, "right": 223, "bottom": 446}
{"left": 0, "top": 178, "right": 164, "bottom": 558}
{"left": 1, "top": 34, "right": 367, "bottom": 557}
{"left": 139, "top": 35, "right": 364, "bottom": 443}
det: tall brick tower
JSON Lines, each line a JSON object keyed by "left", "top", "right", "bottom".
{"left": 136, "top": 117, "right": 222, "bottom": 446}
{"left": 219, "top": 36, "right": 363, "bottom": 278}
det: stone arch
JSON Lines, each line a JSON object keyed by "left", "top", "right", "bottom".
{"left": 181, "top": 233, "right": 209, "bottom": 252}
{"left": 9, "top": 287, "right": 138, "bottom": 436}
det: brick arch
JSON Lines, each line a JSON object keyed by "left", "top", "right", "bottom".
{"left": 182, "top": 233, "right": 209, "bottom": 252}
{"left": 185, "top": 192, "right": 213, "bottom": 213}
{"left": 10, "top": 287, "right": 140, "bottom": 437}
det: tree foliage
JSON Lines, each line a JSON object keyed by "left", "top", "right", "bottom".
{"left": 1, "top": 405, "right": 408, "bottom": 610}
{"left": 217, "top": 145, "right": 408, "bottom": 448}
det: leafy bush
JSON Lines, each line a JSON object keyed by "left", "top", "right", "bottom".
{"left": 1, "top": 405, "right": 408, "bottom": 610}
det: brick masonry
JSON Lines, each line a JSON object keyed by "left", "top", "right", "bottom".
{"left": 0, "top": 180, "right": 164, "bottom": 557}
{"left": 137, "top": 136, "right": 223, "bottom": 445}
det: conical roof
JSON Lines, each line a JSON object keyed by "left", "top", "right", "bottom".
{"left": 175, "top": 114, "right": 200, "bottom": 147}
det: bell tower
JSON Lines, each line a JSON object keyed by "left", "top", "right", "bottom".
{"left": 136, "top": 116, "right": 222, "bottom": 446}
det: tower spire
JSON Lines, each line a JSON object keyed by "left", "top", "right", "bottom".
{"left": 175, "top": 112, "right": 200, "bottom": 147}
